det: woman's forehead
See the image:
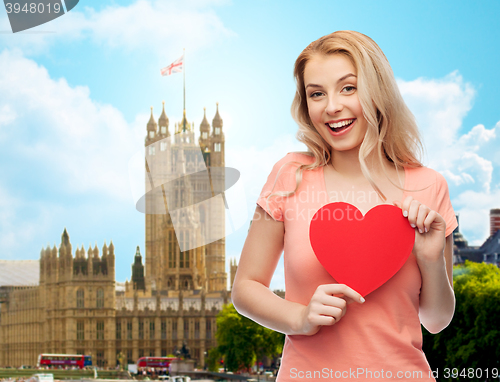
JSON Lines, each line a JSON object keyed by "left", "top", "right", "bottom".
{"left": 304, "top": 54, "right": 357, "bottom": 83}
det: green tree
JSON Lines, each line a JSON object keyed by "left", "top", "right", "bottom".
{"left": 423, "top": 261, "right": 500, "bottom": 381}
{"left": 210, "top": 303, "right": 284, "bottom": 373}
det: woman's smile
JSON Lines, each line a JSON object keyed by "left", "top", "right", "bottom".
{"left": 304, "top": 54, "right": 368, "bottom": 153}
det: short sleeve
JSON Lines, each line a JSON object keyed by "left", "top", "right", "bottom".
{"left": 434, "top": 171, "right": 458, "bottom": 238}
{"left": 256, "top": 153, "right": 306, "bottom": 222}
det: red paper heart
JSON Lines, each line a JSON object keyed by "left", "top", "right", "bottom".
{"left": 309, "top": 202, "right": 415, "bottom": 297}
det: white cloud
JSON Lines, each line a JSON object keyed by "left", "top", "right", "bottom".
{"left": 0, "top": 0, "right": 234, "bottom": 57}
{"left": 398, "top": 73, "right": 500, "bottom": 246}
{"left": 0, "top": 49, "right": 143, "bottom": 200}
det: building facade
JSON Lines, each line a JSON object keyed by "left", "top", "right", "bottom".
{"left": 0, "top": 104, "right": 232, "bottom": 369}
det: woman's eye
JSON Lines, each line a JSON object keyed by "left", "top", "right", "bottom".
{"left": 342, "top": 86, "right": 356, "bottom": 93}
{"left": 309, "top": 91, "right": 323, "bottom": 98}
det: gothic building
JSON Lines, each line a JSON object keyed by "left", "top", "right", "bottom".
{"left": 0, "top": 104, "right": 234, "bottom": 369}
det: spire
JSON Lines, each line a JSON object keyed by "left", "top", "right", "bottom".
{"left": 181, "top": 109, "right": 188, "bottom": 132}
{"left": 147, "top": 106, "right": 157, "bottom": 137}
{"left": 212, "top": 102, "right": 223, "bottom": 128}
{"left": 158, "top": 101, "right": 169, "bottom": 136}
{"left": 200, "top": 107, "right": 210, "bottom": 131}
{"left": 132, "top": 246, "right": 145, "bottom": 291}
{"left": 61, "top": 228, "right": 70, "bottom": 246}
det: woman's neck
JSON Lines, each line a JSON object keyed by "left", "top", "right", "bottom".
{"left": 329, "top": 147, "right": 394, "bottom": 181}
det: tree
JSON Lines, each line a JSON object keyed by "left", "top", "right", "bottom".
{"left": 209, "top": 303, "right": 285, "bottom": 373}
{"left": 423, "top": 261, "right": 500, "bottom": 381}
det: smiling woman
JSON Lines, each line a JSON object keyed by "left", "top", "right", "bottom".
{"left": 232, "top": 30, "right": 458, "bottom": 382}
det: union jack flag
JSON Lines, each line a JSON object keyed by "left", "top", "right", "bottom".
{"left": 160, "top": 54, "right": 184, "bottom": 76}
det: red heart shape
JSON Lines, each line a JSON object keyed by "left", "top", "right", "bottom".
{"left": 309, "top": 202, "right": 415, "bottom": 297}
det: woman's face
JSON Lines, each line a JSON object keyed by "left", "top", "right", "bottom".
{"left": 304, "top": 54, "right": 368, "bottom": 155}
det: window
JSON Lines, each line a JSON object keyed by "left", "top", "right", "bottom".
{"left": 139, "top": 349, "right": 144, "bottom": 358}
{"left": 96, "top": 350, "right": 105, "bottom": 367}
{"left": 96, "top": 288, "right": 104, "bottom": 308}
{"left": 214, "top": 142, "right": 221, "bottom": 152}
{"left": 127, "top": 350, "right": 133, "bottom": 364}
{"left": 149, "top": 321, "right": 155, "bottom": 340}
{"left": 202, "top": 132, "right": 208, "bottom": 139}
{"left": 168, "top": 231, "right": 176, "bottom": 268}
{"left": 206, "top": 319, "right": 211, "bottom": 339}
{"left": 76, "top": 288, "right": 84, "bottom": 309}
{"left": 161, "top": 126, "right": 167, "bottom": 135}
{"left": 77, "top": 320, "right": 84, "bottom": 341}
{"left": 195, "top": 320, "right": 200, "bottom": 339}
{"left": 139, "top": 320, "right": 144, "bottom": 340}
{"left": 172, "top": 321, "right": 177, "bottom": 340}
{"left": 149, "top": 146, "right": 155, "bottom": 155}
{"left": 127, "top": 320, "right": 133, "bottom": 340}
{"left": 215, "top": 127, "right": 220, "bottom": 135}
{"left": 161, "top": 320, "right": 166, "bottom": 340}
{"left": 149, "top": 131, "right": 154, "bottom": 139}
{"left": 97, "top": 321, "right": 104, "bottom": 340}
{"left": 184, "top": 320, "right": 189, "bottom": 339}
{"left": 116, "top": 321, "right": 122, "bottom": 340}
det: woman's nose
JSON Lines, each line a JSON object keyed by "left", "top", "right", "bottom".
{"left": 325, "top": 96, "right": 343, "bottom": 115}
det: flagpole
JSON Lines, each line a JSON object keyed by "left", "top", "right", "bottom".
{"left": 183, "top": 48, "right": 186, "bottom": 113}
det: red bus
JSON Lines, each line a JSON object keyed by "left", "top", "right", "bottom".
{"left": 37, "top": 354, "right": 92, "bottom": 369}
{"left": 137, "top": 357, "right": 178, "bottom": 369}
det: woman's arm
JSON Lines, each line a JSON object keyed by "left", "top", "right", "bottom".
{"left": 232, "top": 205, "right": 364, "bottom": 336}
{"left": 395, "top": 197, "right": 455, "bottom": 334}
{"left": 417, "top": 234, "right": 455, "bottom": 333}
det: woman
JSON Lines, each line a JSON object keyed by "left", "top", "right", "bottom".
{"left": 232, "top": 31, "right": 457, "bottom": 381}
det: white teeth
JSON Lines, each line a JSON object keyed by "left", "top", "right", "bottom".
{"left": 328, "top": 119, "right": 354, "bottom": 128}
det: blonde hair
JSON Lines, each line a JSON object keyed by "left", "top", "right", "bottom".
{"left": 265, "top": 30, "right": 423, "bottom": 206}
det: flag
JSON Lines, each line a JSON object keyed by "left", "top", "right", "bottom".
{"left": 161, "top": 54, "right": 184, "bottom": 76}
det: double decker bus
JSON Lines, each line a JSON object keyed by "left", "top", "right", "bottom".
{"left": 137, "top": 357, "right": 178, "bottom": 369}
{"left": 37, "top": 354, "right": 92, "bottom": 369}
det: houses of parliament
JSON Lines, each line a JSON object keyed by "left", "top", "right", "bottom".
{"left": 0, "top": 103, "right": 238, "bottom": 369}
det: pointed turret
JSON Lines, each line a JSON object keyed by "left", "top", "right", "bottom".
{"left": 132, "top": 246, "right": 145, "bottom": 291}
{"left": 158, "top": 101, "right": 169, "bottom": 136}
{"left": 210, "top": 103, "right": 224, "bottom": 166}
{"left": 212, "top": 102, "right": 223, "bottom": 129}
{"left": 102, "top": 242, "right": 108, "bottom": 258}
{"left": 87, "top": 244, "right": 93, "bottom": 275}
{"left": 147, "top": 106, "right": 157, "bottom": 140}
{"left": 181, "top": 109, "right": 189, "bottom": 133}
{"left": 107, "top": 240, "right": 115, "bottom": 279}
{"left": 61, "top": 228, "right": 70, "bottom": 246}
{"left": 200, "top": 107, "right": 210, "bottom": 131}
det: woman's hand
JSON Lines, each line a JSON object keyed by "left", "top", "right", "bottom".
{"left": 393, "top": 196, "right": 447, "bottom": 264}
{"left": 296, "top": 284, "right": 365, "bottom": 336}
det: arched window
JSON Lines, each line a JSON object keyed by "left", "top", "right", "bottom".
{"left": 76, "top": 288, "right": 84, "bottom": 309}
{"left": 96, "top": 288, "right": 104, "bottom": 308}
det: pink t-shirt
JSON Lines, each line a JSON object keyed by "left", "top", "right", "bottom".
{"left": 256, "top": 152, "right": 458, "bottom": 382}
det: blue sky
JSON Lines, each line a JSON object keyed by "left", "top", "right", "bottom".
{"left": 1, "top": 0, "right": 500, "bottom": 289}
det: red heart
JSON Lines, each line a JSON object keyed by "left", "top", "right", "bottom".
{"left": 309, "top": 202, "right": 415, "bottom": 297}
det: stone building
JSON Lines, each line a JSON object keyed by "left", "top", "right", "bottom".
{"left": 453, "top": 208, "right": 500, "bottom": 265}
{"left": 0, "top": 104, "right": 234, "bottom": 369}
